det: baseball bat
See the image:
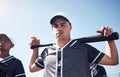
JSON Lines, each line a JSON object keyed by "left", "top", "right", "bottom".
{"left": 30, "top": 32, "right": 119, "bottom": 49}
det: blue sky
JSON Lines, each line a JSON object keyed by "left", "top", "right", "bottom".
{"left": 0, "top": 0, "right": 120, "bottom": 77}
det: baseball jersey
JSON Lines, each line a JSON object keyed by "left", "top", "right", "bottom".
{"left": 90, "top": 64, "right": 107, "bottom": 77}
{"left": 35, "top": 39, "right": 105, "bottom": 77}
{"left": 0, "top": 62, "right": 6, "bottom": 77}
{"left": 1, "top": 55, "right": 26, "bottom": 77}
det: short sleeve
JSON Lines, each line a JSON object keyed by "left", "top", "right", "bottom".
{"left": 14, "top": 60, "right": 26, "bottom": 77}
{"left": 35, "top": 48, "right": 48, "bottom": 69}
{"left": 86, "top": 44, "right": 105, "bottom": 64}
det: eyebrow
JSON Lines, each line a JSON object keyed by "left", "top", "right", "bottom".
{"left": 53, "top": 21, "right": 67, "bottom": 25}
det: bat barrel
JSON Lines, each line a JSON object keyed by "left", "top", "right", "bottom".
{"left": 76, "top": 32, "right": 119, "bottom": 43}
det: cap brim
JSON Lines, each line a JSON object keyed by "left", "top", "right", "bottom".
{"left": 50, "top": 15, "right": 69, "bottom": 25}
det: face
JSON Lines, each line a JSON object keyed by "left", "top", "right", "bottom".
{"left": 51, "top": 18, "right": 72, "bottom": 41}
{"left": 0, "top": 39, "right": 13, "bottom": 52}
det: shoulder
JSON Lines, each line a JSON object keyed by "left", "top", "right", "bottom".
{"left": 40, "top": 46, "right": 56, "bottom": 57}
{"left": 67, "top": 39, "right": 97, "bottom": 50}
{"left": 7, "top": 56, "right": 24, "bottom": 67}
{"left": 2, "top": 56, "right": 22, "bottom": 63}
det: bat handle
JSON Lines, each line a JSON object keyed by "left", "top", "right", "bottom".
{"left": 30, "top": 43, "right": 53, "bottom": 49}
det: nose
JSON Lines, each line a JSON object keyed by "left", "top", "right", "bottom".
{"left": 56, "top": 25, "right": 63, "bottom": 30}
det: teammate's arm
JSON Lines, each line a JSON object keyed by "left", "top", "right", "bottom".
{"left": 29, "top": 37, "right": 42, "bottom": 72}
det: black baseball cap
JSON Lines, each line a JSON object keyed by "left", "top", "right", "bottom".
{"left": 50, "top": 12, "right": 70, "bottom": 25}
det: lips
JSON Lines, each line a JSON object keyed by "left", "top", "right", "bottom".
{"left": 0, "top": 48, "right": 4, "bottom": 51}
{"left": 56, "top": 32, "right": 62, "bottom": 37}
{"left": 0, "top": 47, "right": 3, "bottom": 51}
{"left": 57, "top": 30, "right": 63, "bottom": 34}
{"left": 57, "top": 32, "right": 62, "bottom": 35}
{"left": 56, "top": 30, "right": 63, "bottom": 37}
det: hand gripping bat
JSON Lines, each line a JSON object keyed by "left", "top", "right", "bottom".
{"left": 30, "top": 32, "right": 119, "bottom": 49}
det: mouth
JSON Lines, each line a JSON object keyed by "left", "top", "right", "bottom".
{"left": 0, "top": 48, "right": 2, "bottom": 50}
{"left": 56, "top": 32, "right": 63, "bottom": 37}
{"left": 56, "top": 30, "right": 63, "bottom": 37}
{"left": 0, "top": 49, "right": 4, "bottom": 52}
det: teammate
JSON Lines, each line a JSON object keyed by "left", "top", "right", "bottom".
{"left": 29, "top": 12, "right": 118, "bottom": 77}
{"left": 90, "top": 64, "right": 107, "bottom": 77}
{"left": 0, "top": 34, "right": 26, "bottom": 77}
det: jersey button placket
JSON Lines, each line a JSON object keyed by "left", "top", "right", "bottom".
{"left": 57, "top": 48, "right": 61, "bottom": 77}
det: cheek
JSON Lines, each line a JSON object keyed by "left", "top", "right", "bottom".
{"left": 5, "top": 44, "right": 13, "bottom": 48}
{"left": 64, "top": 28, "right": 71, "bottom": 33}
{"left": 52, "top": 28, "right": 57, "bottom": 33}
{"left": 52, "top": 29, "right": 57, "bottom": 37}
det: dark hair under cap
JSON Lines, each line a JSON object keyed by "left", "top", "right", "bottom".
{"left": 50, "top": 15, "right": 70, "bottom": 25}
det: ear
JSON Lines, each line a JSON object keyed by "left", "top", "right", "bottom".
{"left": 69, "top": 24, "right": 72, "bottom": 30}
{"left": 11, "top": 43, "right": 14, "bottom": 48}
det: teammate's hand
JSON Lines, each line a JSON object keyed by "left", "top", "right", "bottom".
{"left": 29, "top": 37, "right": 40, "bottom": 47}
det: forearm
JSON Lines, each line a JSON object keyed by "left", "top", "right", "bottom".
{"left": 29, "top": 48, "right": 39, "bottom": 67}
{"left": 105, "top": 40, "right": 119, "bottom": 65}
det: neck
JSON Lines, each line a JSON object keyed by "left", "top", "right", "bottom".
{"left": 0, "top": 51, "right": 10, "bottom": 58}
{"left": 56, "top": 38, "right": 71, "bottom": 48}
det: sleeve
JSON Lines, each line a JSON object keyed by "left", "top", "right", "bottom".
{"left": 87, "top": 44, "right": 105, "bottom": 64}
{"left": 35, "top": 48, "right": 48, "bottom": 69}
{"left": 14, "top": 60, "right": 26, "bottom": 77}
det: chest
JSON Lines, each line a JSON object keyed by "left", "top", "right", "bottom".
{"left": 44, "top": 47, "right": 89, "bottom": 67}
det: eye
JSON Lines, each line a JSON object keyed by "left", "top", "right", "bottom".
{"left": 52, "top": 24, "right": 58, "bottom": 28}
{"left": 61, "top": 22, "right": 66, "bottom": 27}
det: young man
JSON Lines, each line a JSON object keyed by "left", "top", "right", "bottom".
{"left": 29, "top": 12, "right": 118, "bottom": 77}
{"left": 0, "top": 34, "right": 26, "bottom": 77}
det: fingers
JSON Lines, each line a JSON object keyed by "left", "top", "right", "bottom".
{"left": 104, "top": 27, "right": 113, "bottom": 36}
{"left": 29, "top": 37, "right": 40, "bottom": 46}
{"left": 96, "top": 26, "right": 113, "bottom": 37}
